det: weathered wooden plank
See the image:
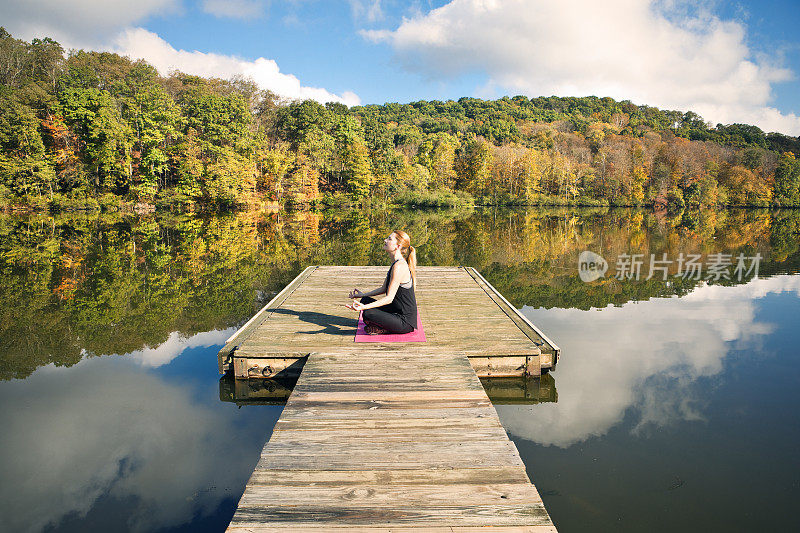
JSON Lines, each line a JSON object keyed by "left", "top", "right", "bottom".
{"left": 233, "top": 355, "right": 308, "bottom": 379}
{"left": 229, "top": 503, "right": 552, "bottom": 527}
{"left": 234, "top": 344, "right": 541, "bottom": 355}
{"left": 276, "top": 402, "right": 495, "bottom": 413}
{"left": 229, "top": 356, "right": 548, "bottom": 379}
{"left": 226, "top": 267, "right": 557, "bottom": 531}
{"left": 266, "top": 432, "right": 512, "bottom": 446}
{"left": 287, "top": 390, "right": 489, "bottom": 402}
{"left": 230, "top": 523, "right": 555, "bottom": 533}
{"left": 290, "top": 383, "right": 487, "bottom": 394}
{"left": 266, "top": 431, "right": 511, "bottom": 445}
{"left": 254, "top": 457, "right": 527, "bottom": 471}
{"left": 277, "top": 407, "right": 501, "bottom": 421}
{"left": 273, "top": 418, "right": 506, "bottom": 431}
{"left": 469, "top": 354, "right": 541, "bottom": 378}
{"left": 236, "top": 483, "right": 542, "bottom": 508}
{"left": 296, "top": 370, "right": 479, "bottom": 378}
{"left": 258, "top": 440, "right": 521, "bottom": 457}
{"left": 245, "top": 466, "right": 530, "bottom": 486}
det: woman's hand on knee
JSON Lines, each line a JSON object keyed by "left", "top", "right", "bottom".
{"left": 344, "top": 299, "right": 365, "bottom": 312}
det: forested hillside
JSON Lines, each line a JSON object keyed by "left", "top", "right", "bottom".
{"left": 2, "top": 29, "right": 800, "bottom": 211}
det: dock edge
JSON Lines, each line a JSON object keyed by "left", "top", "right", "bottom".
{"left": 218, "top": 265, "right": 318, "bottom": 373}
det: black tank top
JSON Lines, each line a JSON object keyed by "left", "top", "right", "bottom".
{"left": 384, "top": 259, "right": 418, "bottom": 329}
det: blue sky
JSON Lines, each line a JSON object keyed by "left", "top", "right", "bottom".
{"left": 4, "top": 0, "right": 800, "bottom": 134}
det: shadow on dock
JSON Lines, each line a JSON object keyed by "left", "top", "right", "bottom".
{"left": 269, "top": 307, "right": 357, "bottom": 336}
{"left": 219, "top": 373, "right": 557, "bottom": 407}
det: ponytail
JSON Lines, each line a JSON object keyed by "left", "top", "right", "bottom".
{"left": 408, "top": 245, "right": 417, "bottom": 286}
{"left": 392, "top": 229, "right": 417, "bottom": 285}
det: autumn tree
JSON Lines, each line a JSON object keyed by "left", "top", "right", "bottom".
{"left": 456, "top": 137, "right": 493, "bottom": 200}
{"left": 173, "top": 128, "right": 203, "bottom": 202}
{"left": 0, "top": 90, "right": 56, "bottom": 196}
{"left": 416, "top": 132, "right": 458, "bottom": 189}
{"left": 718, "top": 163, "right": 772, "bottom": 206}
{"left": 256, "top": 142, "right": 294, "bottom": 202}
{"left": 284, "top": 154, "right": 320, "bottom": 206}
{"left": 773, "top": 152, "right": 800, "bottom": 207}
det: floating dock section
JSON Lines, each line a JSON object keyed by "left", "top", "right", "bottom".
{"left": 221, "top": 266, "right": 559, "bottom": 531}
{"left": 218, "top": 266, "right": 560, "bottom": 379}
{"left": 219, "top": 373, "right": 558, "bottom": 406}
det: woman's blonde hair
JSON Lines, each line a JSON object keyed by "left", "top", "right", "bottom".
{"left": 392, "top": 230, "right": 417, "bottom": 285}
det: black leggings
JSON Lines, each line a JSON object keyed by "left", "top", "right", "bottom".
{"left": 360, "top": 296, "right": 414, "bottom": 334}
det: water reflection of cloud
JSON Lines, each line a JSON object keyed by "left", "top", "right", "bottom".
{"left": 499, "top": 275, "right": 800, "bottom": 448}
{"left": 0, "top": 356, "right": 255, "bottom": 532}
{"left": 125, "top": 328, "right": 234, "bottom": 367}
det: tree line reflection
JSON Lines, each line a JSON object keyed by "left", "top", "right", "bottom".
{"left": 2, "top": 207, "right": 799, "bottom": 379}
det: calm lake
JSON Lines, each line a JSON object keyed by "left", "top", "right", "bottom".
{"left": 1, "top": 207, "right": 799, "bottom": 532}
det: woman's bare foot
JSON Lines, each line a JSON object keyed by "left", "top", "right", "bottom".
{"left": 364, "top": 323, "right": 388, "bottom": 335}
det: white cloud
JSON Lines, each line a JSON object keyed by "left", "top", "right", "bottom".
{"left": 348, "top": 0, "right": 385, "bottom": 22}
{"left": 123, "top": 328, "right": 235, "bottom": 367}
{"left": 202, "top": 0, "right": 266, "bottom": 19}
{"left": 0, "top": 0, "right": 180, "bottom": 48}
{"left": 1, "top": 0, "right": 359, "bottom": 106}
{"left": 495, "top": 275, "right": 800, "bottom": 448}
{"left": 0, "top": 358, "right": 257, "bottom": 532}
{"left": 112, "top": 27, "right": 360, "bottom": 105}
{"left": 364, "top": 0, "right": 800, "bottom": 135}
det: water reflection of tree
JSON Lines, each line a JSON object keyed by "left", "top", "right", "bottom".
{"left": 480, "top": 208, "right": 800, "bottom": 309}
{"left": 1, "top": 208, "right": 799, "bottom": 379}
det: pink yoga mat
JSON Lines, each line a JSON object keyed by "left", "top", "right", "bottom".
{"left": 355, "top": 310, "right": 427, "bottom": 343}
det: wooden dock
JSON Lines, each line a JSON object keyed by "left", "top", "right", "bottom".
{"left": 222, "top": 266, "right": 559, "bottom": 531}
{"left": 219, "top": 266, "right": 559, "bottom": 379}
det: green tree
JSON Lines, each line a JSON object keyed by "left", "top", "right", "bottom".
{"left": 120, "top": 62, "right": 180, "bottom": 200}
{"left": 334, "top": 116, "right": 371, "bottom": 199}
{"left": 57, "top": 86, "right": 132, "bottom": 192}
{"left": 718, "top": 164, "right": 772, "bottom": 206}
{"left": 456, "top": 137, "right": 493, "bottom": 200}
{"left": 60, "top": 50, "right": 134, "bottom": 93}
{"left": 173, "top": 128, "right": 204, "bottom": 202}
{"left": 257, "top": 142, "right": 294, "bottom": 201}
{"left": 0, "top": 90, "right": 57, "bottom": 196}
{"left": 284, "top": 153, "right": 319, "bottom": 206}
{"left": 0, "top": 28, "right": 29, "bottom": 88}
{"left": 177, "top": 75, "right": 251, "bottom": 152}
{"left": 416, "top": 132, "right": 458, "bottom": 189}
{"left": 774, "top": 152, "right": 800, "bottom": 207}
{"left": 29, "top": 37, "right": 65, "bottom": 93}
{"left": 204, "top": 146, "right": 255, "bottom": 208}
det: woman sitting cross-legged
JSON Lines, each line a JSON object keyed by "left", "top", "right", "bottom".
{"left": 346, "top": 230, "right": 418, "bottom": 335}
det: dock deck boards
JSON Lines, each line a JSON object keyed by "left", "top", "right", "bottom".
{"left": 224, "top": 266, "right": 558, "bottom": 531}
{"left": 219, "top": 266, "right": 559, "bottom": 378}
{"left": 228, "top": 352, "right": 556, "bottom": 532}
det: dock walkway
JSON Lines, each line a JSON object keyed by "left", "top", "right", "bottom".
{"left": 219, "top": 266, "right": 559, "bottom": 379}
{"left": 223, "top": 266, "right": 558, "bottom": 531}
